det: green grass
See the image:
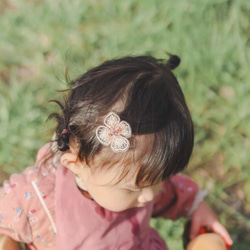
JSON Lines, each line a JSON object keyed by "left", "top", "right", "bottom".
{"left": 0, "top": 0, "right": 249, "bottom": 249}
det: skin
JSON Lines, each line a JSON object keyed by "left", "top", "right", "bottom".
{"left": 61, "top": 148, "right": 163, "bottom": 212}
{"left": 190, "top": 201, "right": 233, "bottom": 246}
{"left": 61, "top": 144, "right": 233, "bottom": 246}
{"left": 0, "top": 235, "right": 23, "bottom": 250}
{"left": 187, "top": 233, "right": 227, "bottom": 250}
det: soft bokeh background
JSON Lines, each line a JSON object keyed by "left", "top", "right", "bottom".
{"left": 0, "top": 0, "right": 249, "bottom": 249}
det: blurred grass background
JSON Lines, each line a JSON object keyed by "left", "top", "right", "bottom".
{"left": 0, "top": 0, "right": 249, "bottom": 249}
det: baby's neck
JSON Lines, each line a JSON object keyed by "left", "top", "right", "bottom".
{"left": 75, "top": 175, "right": 88, "bottom": 191}
{"left": 75, "top": 176, "right": 94, "bottom": 200}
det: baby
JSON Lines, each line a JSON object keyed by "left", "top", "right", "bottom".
{"left": 0, "top": 54, "right": 232, "bottom": 249}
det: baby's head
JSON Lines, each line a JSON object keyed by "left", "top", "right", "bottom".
{"left": 52, "top": 54, "right": 194, "bottom": 211}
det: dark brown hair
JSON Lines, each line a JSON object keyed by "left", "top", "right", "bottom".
{"left": 50, "top": 54, "right": 193, "bottom": 185}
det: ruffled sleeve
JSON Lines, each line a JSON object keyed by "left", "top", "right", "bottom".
{"left": 152, "top": 174, "right": 199, "bottom": 220}
{"left": 0, "top": 176, "right": 32, "bottom": 243}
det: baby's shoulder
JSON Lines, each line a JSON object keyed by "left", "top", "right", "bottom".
{"left": 1, "top": 144, "right": 56, "bottom": 212}
{"left": 0, "top": 146, "right": 57, "bottom": 245}
{"left": 8, "top": 144, "right": 56, "bottom": 185}
{"left": 1, "top": 163, "right": 56, "bottom": 206}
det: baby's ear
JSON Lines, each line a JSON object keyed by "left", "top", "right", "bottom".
{"left": 60, "top": 152, "right": 80, "bottom": 174}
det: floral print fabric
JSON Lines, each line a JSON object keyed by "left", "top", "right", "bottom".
{"left": 0, "top": 145, "right": 198, "bottom": 250}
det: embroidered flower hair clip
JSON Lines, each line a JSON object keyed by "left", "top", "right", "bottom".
{"left": 96, "top": 112, "right": 132, "bottom": 153}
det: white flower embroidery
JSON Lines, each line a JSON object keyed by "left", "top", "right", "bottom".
{"left": 96, "top": 112, "right": 132, "bottom": 153}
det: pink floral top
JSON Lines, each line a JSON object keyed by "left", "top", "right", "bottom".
{"left": 0, "top": 145, "right": 198, "bottom": 249}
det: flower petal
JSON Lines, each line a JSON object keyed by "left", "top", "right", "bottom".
{"left": 117, "top": 121, "right": 132, "bottom": 138}
{"left": 111, "top": 135, "right": 130, "bottom": 153}
{"left": 96, "top": 126, "right": 112, "bottom": 146}
{"left": 104, "top": 112, "right": 120, "bottom": 130}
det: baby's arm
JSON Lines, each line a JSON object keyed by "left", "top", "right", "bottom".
{"left": 190, "top": 201, "right": 233, "bottom": 246}
{"left": 152, "top": 174, "right": 199, "bottom": 219}
{"left": 152, "top": 174, "right": 232, "bottom": 246}
{"left": 0, "top": 177, "right": 32, "bottom": 245}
